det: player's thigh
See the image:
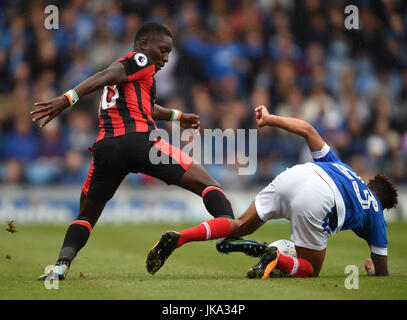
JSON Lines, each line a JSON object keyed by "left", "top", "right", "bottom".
{"left": 145, "top": 138, "right": 218, "bottom": 195}
{"left": 289, "top": 175, "right": 333, "bottom": 252}
{"left": 83, "top": 138, "right": 128, "bottom": 205}
{"left": 80, "top": 167, "right": 126, "bottom": 227}
{"left": 295, "top": 246, "right": 326, "bottom": 277}
{"left": 290, "top": 189, "right": 330, "bottom": 277}
{"left": 177, "top": 162, "right": 219, "bottom": 195}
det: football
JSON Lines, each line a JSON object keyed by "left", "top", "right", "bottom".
{"left": 269, "top": 239, "right": 297, "bottom": 257}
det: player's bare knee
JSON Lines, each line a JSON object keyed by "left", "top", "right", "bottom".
{"left": 191, "top": 173, "right": 222, "bottom": 195}
{"left": 75, "top": 215, "right": 96, "bottom": 228}
{"left": 201, "top": 178, "right": 221, "bottom": 190}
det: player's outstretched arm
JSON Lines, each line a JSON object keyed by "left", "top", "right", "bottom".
{"left": 31, "top": 61, "right": 127, "bottom": 128}
{"left": 254, "top": 105, "right": 325, "bottom": 152}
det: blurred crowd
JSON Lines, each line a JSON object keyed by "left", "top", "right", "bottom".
{"left": 0, "top": 0, "right": 406, "bottom": 189}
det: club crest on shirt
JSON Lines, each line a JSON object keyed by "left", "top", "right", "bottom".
{"left": 134, "top": 53, "right": 148, "bottom": 67}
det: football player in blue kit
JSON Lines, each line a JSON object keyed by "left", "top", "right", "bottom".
{"left": 147, "top": 105, "right": 398, "bottom": 278}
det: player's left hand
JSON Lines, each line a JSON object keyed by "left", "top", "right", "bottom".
{"left": 31, "top": 95, "right": 70, "bottom": 128}
{"left": 364, "top": 258, "right": 375, "bottom": 276}
{"left": 180, "top": 113, "right": 200, "bottom": 133}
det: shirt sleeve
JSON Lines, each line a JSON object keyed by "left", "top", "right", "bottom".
{"left": 311, "top": 143, "right": 341, "bottom": 163}
{"left": 367, "top": 213, "right": 388, "bottom": 256}
{"left": 118, "top": 52, "right": 155, "bottom": 82}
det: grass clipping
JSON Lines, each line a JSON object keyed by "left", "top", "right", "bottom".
{"left": 5, "top": 220, "right": 17, "bottom": 234}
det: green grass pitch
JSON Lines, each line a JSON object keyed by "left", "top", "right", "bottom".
{"left": 1, "top": 221, "right": 406, "bottom": 300}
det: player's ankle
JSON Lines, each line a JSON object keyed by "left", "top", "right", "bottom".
{"left": 56, "top": 258, "right": 71, "bottom": 268}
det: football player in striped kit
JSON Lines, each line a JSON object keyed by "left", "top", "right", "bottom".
{"left": 32, "top": 22, "right": 235, "bottom": 280}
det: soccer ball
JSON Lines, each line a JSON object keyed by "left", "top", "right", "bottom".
{"left": 269, "top": 239, "right": 297, "bottom": 257}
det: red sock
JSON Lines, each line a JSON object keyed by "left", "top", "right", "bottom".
{"left": 177, "top": 218, "right": 231, "bottom": 247}
{"left": 276, "top": 254, "right": 313, "bottom": 277}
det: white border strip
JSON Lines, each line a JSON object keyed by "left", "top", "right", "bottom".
{"left": 370, "top": 245, "right": 388, "bottom": 256}
{"left": 288, "top": 256, "right": 299, "bottom": 276}
{"left": 202, "top": 222, "right": 211, "bottom": 240}
{"left": 311, "top": 143, "right": 331, "bottom": 160}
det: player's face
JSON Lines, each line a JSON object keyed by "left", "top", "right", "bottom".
{"left": 144, "top": 35, "right": 173, "bottom": 72}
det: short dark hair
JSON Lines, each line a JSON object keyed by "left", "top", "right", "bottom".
{"left": 368, "top": 174, "right": 398, "bottom": 210}
{"left": 134, "top": 22, "right": 173, "bottom": 44}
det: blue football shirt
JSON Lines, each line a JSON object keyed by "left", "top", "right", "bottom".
{"left": 309, "top": 143, "right": 387, "bottom": 256}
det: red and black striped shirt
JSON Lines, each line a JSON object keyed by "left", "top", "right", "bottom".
{"left": 96, "top": 51, "right": 157, "bottom": 142}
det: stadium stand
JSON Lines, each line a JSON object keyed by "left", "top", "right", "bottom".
{"left": 0, "top": 0, "right": 406, "bottom": 190}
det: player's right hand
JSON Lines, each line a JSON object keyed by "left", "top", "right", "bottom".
{"left": 31, "top": 95, "right": 70, "bottom": 128}
{"left": 254, "top": 105, "right": 271, "bottom": 128}
{"left": 364, "top": 258, "right": 375, "bottom": 276}
{"left": 180, "top": 113, "right": 200, "bottom": 134}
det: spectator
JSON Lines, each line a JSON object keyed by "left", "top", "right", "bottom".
{"left": 59, "top": 149, "right": 88, "bottom": 185}
{"left": 0, "top": 0, "right": 405, "bottom": 188}
{"left": 64, "top": 110, "right": 96, "bottom": 155}
{"left": 2, "top": 116, "right": 38, "bottom": 161}
{"left": 1, "top": 159, "right": 25, "bottom": 185}
{"left": 37, "top": 118, "right": 67, "bottom": 159}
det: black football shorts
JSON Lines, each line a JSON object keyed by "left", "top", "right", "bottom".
{"left": 82, "top": 132, "right": 194, "bottom": 202}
